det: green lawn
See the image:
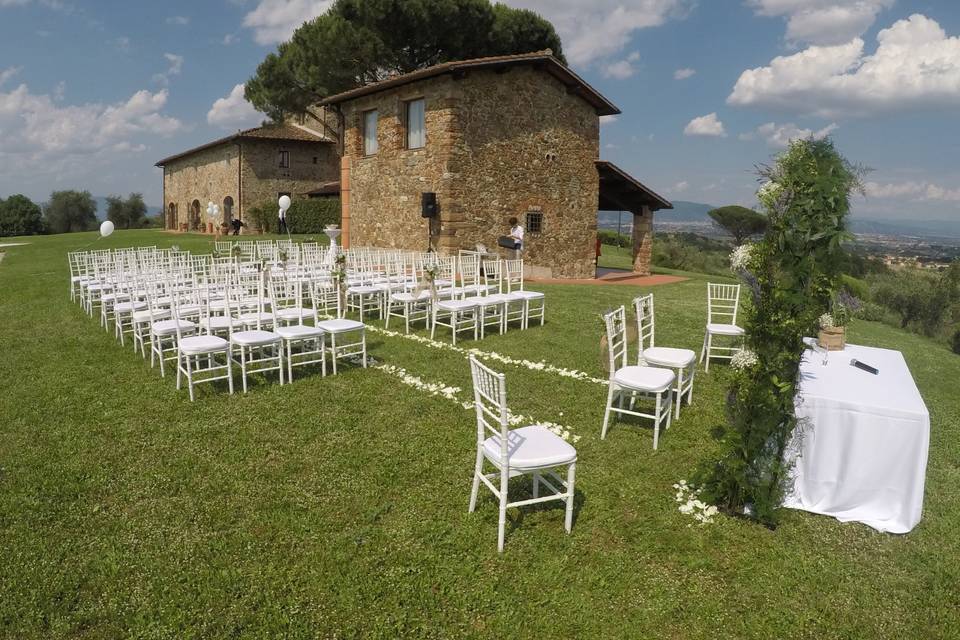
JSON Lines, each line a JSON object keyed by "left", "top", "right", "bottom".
{"left": 2, "top": 230, "right": 958, "bottom": 638}
{"left": 597, "top": 243, "right": 633, "bottom": 270}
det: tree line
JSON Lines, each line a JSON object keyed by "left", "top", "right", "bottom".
{"left": 0, "top": 191, "right": 154, "bottom": 237}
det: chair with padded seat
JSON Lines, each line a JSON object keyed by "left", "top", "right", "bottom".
{"left": 634, "top": 294, "right": 696, "bottom": 420}
{"left": 700, "top": 283, "right": 745, "bottom": 372}
{"left": 170, "top": 283, "right": 233, "bottom": 402}
{"left": 230, "top": 271, "right": 284, "bottom": 392}
{"left": 468, "top": 355, "right": 577, "bottom": 552}
{"left": 601, "top": 306, "right": 675, "bottom": 448}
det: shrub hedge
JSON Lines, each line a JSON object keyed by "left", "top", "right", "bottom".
{"left": 286, "top": 198, "right": 341, "bottom": 234}
{"left": 247, "top": 198, "right": 341, "bottom": 234}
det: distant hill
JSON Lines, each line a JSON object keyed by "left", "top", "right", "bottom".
{"left": 849, "top": 217, "right": 960, "bottom": 240}
{"left": 599, "top": 200, "right": 716, "bottom": 230}
{"left": 599, "top": 199, "right": 960, "bottom": 240}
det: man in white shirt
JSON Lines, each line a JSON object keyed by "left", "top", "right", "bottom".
{"left": 278, "top": 207, "right": 288, "bottom": 235}
{"left": 508, "top": 217, "right": 524, "bottom": 258}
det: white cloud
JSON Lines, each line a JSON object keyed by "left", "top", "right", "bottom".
{"left": 599, "top": 114, "right": 618, "bottom": 126}
{"left": 671, "top": 180, "right": 690, "bottom": 193}
{"left": 0, "top": 66, "right": 21, "bottom": 87}
{"left": 115, "top": 36, "right": 130, "bottom": 53}
{"left": 222, "top": 33, "right": 236, "bottom": 45}
{"left": 152, "top": 53, "right": 184, "bottom": 86}
{"left": 684, "top": 112, "right": 727, "bottom": 137}
{"left": 0, "top": 84, "right": 182, "bottom": 165}
{"left": 602, "top": 52, "right": 640, "bottom": 79}
{"left": 673, "top": 67, "right": 696, "bottom": 80}
{"left": 503, "top": 0, "right": 692, "bottom": 66}
{"left": 728, "top": 14, "right": 960, "bottom": 118}
{"left": 750, "top": 121, "right": 839, "bottom": 147}
{"left": 242, "top": 0, "right": 333, "bottom": 45}
{"left": 166, "top": 15, "right": 189, "bottom": 25}
{"left": 865, "top": 181, "right": 960, "bottom": 202}
{"left": 207, "top": 84, "right": 263, "bottom": 129}
{"left": 746, "top": 0, "right": 894, "bottom": 46}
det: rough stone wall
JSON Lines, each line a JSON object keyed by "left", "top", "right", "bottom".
{"left": 340, "top": 66, "right": 600, "bottom": 278}
{"left": 340, "top": 75, "right": 459, "bottom": 252}
{"left": 162, "top": 143, "right": 239, "bottom": 230}
{"left": 239, "top": 138, "right": 340, "bottom": 215}
{"left": 447, "top": 67, "right": 600, "bottom": 278}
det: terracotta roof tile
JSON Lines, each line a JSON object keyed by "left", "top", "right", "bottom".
{"left": 155, "top": 122, "right": 332, "bottom": 166}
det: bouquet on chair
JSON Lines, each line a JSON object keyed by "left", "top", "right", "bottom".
{"left": 413, "top": 263, "right": 440, "bottom": 301}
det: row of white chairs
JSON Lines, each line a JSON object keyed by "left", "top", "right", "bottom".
{"left": 69, "top": 247, "right": 367, "bottom": 401}
{"left": 342, "top": 251, "right": 546, "bottom": 344}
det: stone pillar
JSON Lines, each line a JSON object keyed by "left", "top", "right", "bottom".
{"left": 632, "top": 205, "right": 653, "bottom": 275}
{"left": 340, "top": 155, "right": 351, "bottom": 249}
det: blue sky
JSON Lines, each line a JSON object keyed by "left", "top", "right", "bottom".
{"left": 1, "top": 0, "right": 958, "bottom": 221}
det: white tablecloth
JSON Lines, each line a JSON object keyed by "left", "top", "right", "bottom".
{"left": 783, "top": 340, "right": 930, "bottom": 533}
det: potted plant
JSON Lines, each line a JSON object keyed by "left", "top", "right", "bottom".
{"left": 818, "top": 299, "right": 850, "bottom": 351}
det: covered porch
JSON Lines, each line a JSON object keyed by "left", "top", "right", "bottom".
{"left": 597, "top": 160, "right": 673, "bottom": 275}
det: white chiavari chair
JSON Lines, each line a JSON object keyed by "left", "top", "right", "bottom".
{"left": 601, "top": 306, "right": 674, "bottom": 448}
{"left": 270, "top": 276, "right": 326, "bottom": 382}
{"left": 468, "top": 356, "right": 577, "bottom": 552}
{"left": 504, "top": 259, "right": 544, "bottom": 329}
{"left": 170, "top": 277, "right": 234, "bottom": 401}
{"left": 700, "top": 283, "right": 745, "bottom": 372}
{"left": 634, "top": 294, "right": 696, "bottom": 420}
{"left": 230, "top": 270, "right": 284, "bottom": 392}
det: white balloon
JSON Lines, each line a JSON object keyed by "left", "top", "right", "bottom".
{"left": 100, "top": 220, "right": 115, "bottom": 237}
{"left": 278, "top": 195, "right": 291, "bottom": 211}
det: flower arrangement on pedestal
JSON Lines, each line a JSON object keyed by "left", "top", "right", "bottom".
{"left": 699, "top": 137, "right": 864, "bottom": 527}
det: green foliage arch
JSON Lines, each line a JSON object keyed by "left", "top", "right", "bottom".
{"left": 701, "top": 138, "right": 864, "bottom": 526}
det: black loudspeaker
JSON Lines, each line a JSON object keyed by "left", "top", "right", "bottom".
{"left": 421, "top": 192, "right": 438, "bottom": 218}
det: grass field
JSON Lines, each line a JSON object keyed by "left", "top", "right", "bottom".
{"left": 2, "top": 230, "right": 959, "bottom": 638}
{"left": 597, "top": 243, "right": 634, "bottom": 271}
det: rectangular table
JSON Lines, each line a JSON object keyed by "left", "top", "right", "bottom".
{"left": 783, "top": 340, "right": 930, "bottom": 533}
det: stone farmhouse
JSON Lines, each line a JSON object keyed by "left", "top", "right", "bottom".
{"left": 321, "top": 50, "right": 671, "bottom": 278}
{"left": 156, "top": 51, "right": 671, "bottom": 277}
{"left": 155, "top": 117, "right": 339, "bottom": 231}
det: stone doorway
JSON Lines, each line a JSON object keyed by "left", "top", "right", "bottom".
{"left": 166, "top": 203, "right": 177, "bottom": 229}
{"left": 190, "top": 200, "right": 201, "bottom": 231}
{"left": 222, "top": 196, "right": 234, "bottom": 227}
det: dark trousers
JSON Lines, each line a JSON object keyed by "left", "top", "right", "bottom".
{"left": 278, "top": 218, "right": 288, "bottom": 234}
